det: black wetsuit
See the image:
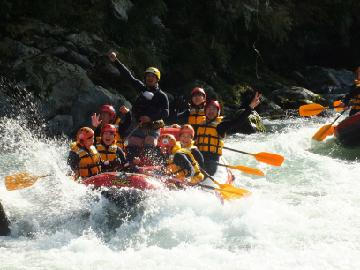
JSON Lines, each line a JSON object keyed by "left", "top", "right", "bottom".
{"left": 113, "top": 60, "right": 169, "bottom": 122}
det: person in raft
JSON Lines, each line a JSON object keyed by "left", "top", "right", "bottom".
{"left": 91, "top": 104, "right": 131, "bottom": 149}
{"left": 67, "top": 127, "right": 101, "bottom": 180}
{"left": 174, "top": 87, "right": 207, "bottom": 138}
{"left": 157, "top": 134, "right": 204, "bottom": 186}
{"left": 195, "top": 92, "right": 261, "bottom": 176}
{"left": 340, "top": 66, "right": 360, "bottom": 116}
{"left": 108, "top": 52, "right": 169, "bottom": 164}
{"left": 178, "top": 124, "right": 204, "bottom": 170}
{"left": 95, "top": 124, "right": 127, "bottom": 172}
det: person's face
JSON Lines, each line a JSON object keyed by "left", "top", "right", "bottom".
{"left": 100, "top": 112, "right": 112, "bottom": 125}
{"left": 102, "top": 131, "right": 115, "bottom": 146}
{"left": 192, "top": 94, "right": 205, "bottom": 106}
{"left": 205, "top": 105, "right": 219, "bottom": 120}
{"left": 179, "top": 133, "right": 192, "bottom": 147}
{"left": 145, "top": 73, "right": 158, "bottom": 87}
{"left": 83, "top": 136, "right": 94, "bottom": 149}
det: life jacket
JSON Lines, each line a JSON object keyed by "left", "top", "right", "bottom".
{"left": 176, "top": 148, "right": 204, "bottom": 185}
{"left": 165, "top": 143, "right": 186, "bottom": 179}
{"left": 95, "top": 142, "right": 118, "bottom": 162}
{"left": 188, "top": 107, "right": 206, "bottom": 135}
{"left": 94, "top": 117, "right": 125, "bottom": 149}
{"left": 350, "top": 93, "right": 360, "bottom": 110}
{"left": 70, "top": 142, "right": 101, "bottom": 178}
{"left": 195, "top": 116, "right": 224, "bottom": 156}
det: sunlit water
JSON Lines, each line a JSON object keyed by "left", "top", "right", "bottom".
{"left": 0, "top": 115, "right": 359, "bottom": 270}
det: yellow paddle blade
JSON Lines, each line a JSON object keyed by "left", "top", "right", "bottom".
{"left": 312, "top": 124, "right": 333, "bottom": 141}
{"left": 4, "top": 172, "right": 45, "bottom": 191}
{"left": 226, "top": 165, "right": 265, "bottom": 176}
{"left": 253, "top": 152, "right": 284, "bottom": 167}
{"left": 216, "top": 184, "right": 251, "bottom": 200}
{"left": 299, "top": 103, "right": 326, "bottom": 116}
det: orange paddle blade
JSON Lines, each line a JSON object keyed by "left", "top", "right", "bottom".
{"left": 216, "top": 184, "right": 251, "bottom": 200}
{"left": 333, "top": 100, "right": 344, "bottom": 112}
{"left": 299, "top": 103, "right": 326, "bottom": 116}
{"left": 312, "top": 124, "right": 334, "bottom": 141}
{"left": 4, "top": 172, "right": 48, "bottom": 191}
{"left": 253, "top": 152, "right": 284, "bottom": 167}
{"left": 226, "top": 164, "right": 265, "bottom": 176}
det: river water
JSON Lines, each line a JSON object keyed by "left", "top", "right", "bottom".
{"left": 0, "top": 115, "right": 359, "bottom": 270}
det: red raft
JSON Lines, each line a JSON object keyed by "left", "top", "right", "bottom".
{"left": 83, "top": 172, "right": 164, "bottom": 190}
{"left": 334, "top": 113, "right": 360, "bottom": 147}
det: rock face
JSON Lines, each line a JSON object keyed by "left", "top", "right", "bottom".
{"left": 293, "top": 66, "right": 354, "bottom": 95}
{"left": 0, "top": 19, "right": 130, "bottom": 137}
{"left": 0, "top": 201, "right": 10, "bottom": 236}
{"left": 270, "top": 86, "right": 325, "bottom": 109}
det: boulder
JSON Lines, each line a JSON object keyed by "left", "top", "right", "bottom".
{"left": 47, "top": 114, "right": 74, "bottom": 136}
{"left": 270, "top": 86, "right": 325, "bottom": 109}
{"left": 293, "top": 66, "right": 354, "bottom": 95}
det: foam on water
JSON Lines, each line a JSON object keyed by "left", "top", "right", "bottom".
{"left": 0, "top": 116, "right": 359, "bottom": 270}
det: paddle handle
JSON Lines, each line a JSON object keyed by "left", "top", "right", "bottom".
{"left": 222, "top": 146, "right": 250, "bottom": 155}
{"left": 197, "top": 183, "right": 216, "bottom": 191}
{"left": 330, "top": 109, "right": 348, "bottom": 125}
{"left": 200, "top": 168, "right": 220, "bottom": 186}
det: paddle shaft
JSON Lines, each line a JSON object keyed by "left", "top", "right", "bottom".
{"left": 330, "top": 108, "right": 348, "bottom": 125}
{"left": 200, "top": 168, "right": 220, "bottom": 185}
{"left": 222, "top": 146, "right": 250, "bottom": 155}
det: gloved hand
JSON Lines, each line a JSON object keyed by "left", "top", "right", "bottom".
{"left": 142, "top": 91, "right": 154, "bottom": 100}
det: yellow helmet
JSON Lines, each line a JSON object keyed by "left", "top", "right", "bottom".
{"left": 145, "top": 67, "right": 161, "bottom": 81}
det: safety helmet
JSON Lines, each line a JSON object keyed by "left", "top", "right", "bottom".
{"left": 100, "top": 104, "right": 116, "bottom": 120}
{"left": 179, "top": 124, "right": 195, "bottom": 138}
{"left": 145, "top": 67, "right": 161, "bottom": 81}
{"left": 205, "top": 100, "right": 221, "bottom": 115}
{"left": 76, "top": 127, "right": 94, "bottom": 144}
{"left": 101, "top": 124, "right": 116, "bottom": 135}
{"left": 158, "top": 134, "right": 177, "bottom": 148}
{"left": 191, "top": 87, "right": 206, "bottom": 98}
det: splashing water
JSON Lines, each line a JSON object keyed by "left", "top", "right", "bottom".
{"left": 0, "top": 115, "right": 359, "bottom": 270}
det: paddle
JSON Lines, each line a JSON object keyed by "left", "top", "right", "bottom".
{"left": 4, "top": 172, "right": 51, "bottom": 191}
{"left": 299, "top": 101, "right": 343, "bottom": 117}
{"left": 200, "top": 169, "right": 250, "bottom": 200}
{"left": 222, "top": 146, "right": 284, "bottom": 167}
{"left": 312, "top": 109, "right": 348, "bottom": 141}
{"left": 216, "top": 163, "right": 264, "bottom": 176}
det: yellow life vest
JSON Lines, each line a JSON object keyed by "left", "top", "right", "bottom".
{"left": 176, "top": 148, "right": 204, "bottom": 185}
{"left": 95, "top": 142, "right": 118, "bottom": 162}
{"left": 165, "top": 142, "right": 186, "bottom": 180}
{"left": 70, "top": 142, "right": 101, "bottom": 178}
{"left": 188, "top": 107, "right": 206, "bottom": 126}
{"left": 94, "top": 117, "right": 125, "bottom": 149}
{"left": 195, "top": 116, "right": 224, "bottom": 155}
{"left": 350, "top": 93, "right": 360, "bottom": 110}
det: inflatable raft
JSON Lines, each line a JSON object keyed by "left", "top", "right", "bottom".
{"left": 334, "top": 113, "right": 360, "bottom": 147}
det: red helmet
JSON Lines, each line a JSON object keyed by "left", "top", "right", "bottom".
{"left": 76, "top": 127, "right": 94, "bottom": 144}
{"left": 100, "top": 104, "right": 116, "bottom": 119}
{"left": 191, "top": 87, "right": 206, "bottom": 98}
{"left": 158, "top": 134, "right": 177, "bottom": 148}
{"left": 179, "top": 124, "right": 195, "bottom": 138}
{"left": 205, "top": 100, "right": 221, "bottom": 115}
{"left": 101, "top": 124, "right": 116, "bottom": 135}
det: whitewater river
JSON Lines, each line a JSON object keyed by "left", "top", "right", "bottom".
{"left": 0, "top": 115, "right": 359, "bottom": 270}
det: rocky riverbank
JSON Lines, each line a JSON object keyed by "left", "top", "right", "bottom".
{"left": 0, "top": 3, "right": 357, "bottom": 137}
